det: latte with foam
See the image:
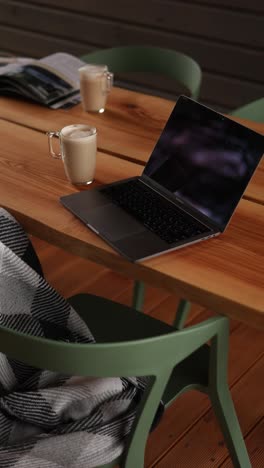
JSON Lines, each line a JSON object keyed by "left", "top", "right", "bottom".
{"left": 47, "top": 124, "right": 97, "bottom": 185}
{"left": 79, "top": 65, "right": 113, "bottom": 113}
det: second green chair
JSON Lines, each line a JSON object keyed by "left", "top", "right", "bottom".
{"left": 230, "top": 97, "right": 264, "bottom": 123}
{"left": 81, "top": 45, "right": 202, "bottom": 100}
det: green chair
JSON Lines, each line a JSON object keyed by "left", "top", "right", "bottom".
{"left": 81, "top": 45, "right": 202, "bottom": 100}
{"left": 0, "top": 293, "right": 251, "bottom": 467}
{"left": 230, "top": 97, "right": 264, "bottom": 123}
{"left": 81, "top": 46, "right": 202, "bottom": 317}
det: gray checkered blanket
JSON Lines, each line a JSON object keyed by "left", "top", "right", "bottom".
{"left": 0, "top": 208, "right": 149, "bottom": 468}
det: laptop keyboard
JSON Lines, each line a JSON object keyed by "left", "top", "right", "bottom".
{"left": 101, "top": 179, "right": 210, "bottom": 244}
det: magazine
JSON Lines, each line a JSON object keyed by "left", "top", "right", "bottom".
{"left": 0, "top": 52, "right": 86, "bottom": 109}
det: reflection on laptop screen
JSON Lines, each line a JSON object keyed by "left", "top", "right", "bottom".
{"left": 143, "top": 96, "right": 263, "bottom": 230}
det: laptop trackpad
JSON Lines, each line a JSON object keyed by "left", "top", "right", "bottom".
{"left": 87, "top": 204, "right": 145, "bottom": 241}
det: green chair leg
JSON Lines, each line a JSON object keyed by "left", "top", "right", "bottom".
{"left": 210, "top": 386, "right": 251, "bottom": 468}
{"left": 209, "top": 326, "right": 251, "bottom": 467}
{"left": 173, "top": 299, "right": 191, "bottom": 329}
{"left": 132, "top": 280, "right": 145, "bottom": 311}
{"left": 132, "top": 284, "right": 191, "bottom": 328}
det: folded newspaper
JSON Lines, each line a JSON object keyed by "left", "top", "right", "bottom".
{"left": 0, "top": 52, "right": 85, "bottom": 109}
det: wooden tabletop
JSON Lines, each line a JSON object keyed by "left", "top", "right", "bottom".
{"left": 1, "top": 89, "right": 264, "bottom": 206}
{"left": 0, "top": 90, "right": 264, "bottom": 329}
{"left": 1, "top": 88, "right": 264, "bottom": 161}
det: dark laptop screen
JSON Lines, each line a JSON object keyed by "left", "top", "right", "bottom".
{"left": 143, "top": 96, "right": 264, "bottom": 230}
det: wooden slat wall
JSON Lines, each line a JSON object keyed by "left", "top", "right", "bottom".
{"left": 0, "top": 0, "right": 263, "bottom": 111}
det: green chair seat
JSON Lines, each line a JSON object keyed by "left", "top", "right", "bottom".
{"left": 70, "top": 293, "right": 210, "bottom": 403}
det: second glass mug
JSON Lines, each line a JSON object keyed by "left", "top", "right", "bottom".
{"left": 78, "top": 64, "right": 114, "bottom": 113}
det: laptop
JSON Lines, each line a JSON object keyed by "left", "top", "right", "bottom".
{"left": 60, "top": 96, "right": 264, "bottom": 262}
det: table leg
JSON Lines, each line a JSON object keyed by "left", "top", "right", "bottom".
{"left": 173, "top": 299, "right": 191, "bottom": 329}
{"left": 132, "top": 280, "right": 145, "bottom": 311}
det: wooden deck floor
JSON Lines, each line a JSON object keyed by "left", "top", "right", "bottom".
{"left": 31, "top": 236, "right": 264, "bottom": 468}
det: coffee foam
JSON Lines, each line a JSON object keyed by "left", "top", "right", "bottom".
{"left": 62, "top": 125, "right": 95, "bottom": 140}
{"left": 67, "top": 129, "right": 91, "bottom": 139}
{"left": 81, "top": 72, "right": 103, "bottom": 81}
{"left": 79, "top": 64, "right": 107, "bottom": 76}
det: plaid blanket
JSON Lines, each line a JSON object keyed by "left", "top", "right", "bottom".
{"left": 0, "top": 208, "right": 151, "bottom": 468}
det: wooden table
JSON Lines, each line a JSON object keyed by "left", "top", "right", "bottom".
{"left": 0, "top": 89, "right": 264, "bottom": 329}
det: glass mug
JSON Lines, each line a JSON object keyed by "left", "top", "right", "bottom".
{"left": 78, "top": 64, "right": 113, "bottom": 113}
{"left": 47, "top": 124, "right": 97, "bottom": 185}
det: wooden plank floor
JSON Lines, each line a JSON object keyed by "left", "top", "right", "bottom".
{"left": 31, "top": 236, "right": 264, "bottom": 468}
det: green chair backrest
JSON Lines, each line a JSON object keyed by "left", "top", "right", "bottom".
{"left": 81, "top": 46, "right": 202, "bottom": 100}
{"left": 0, "top": 315, "right": 226, "bottom": 377}
{"left": 230, "top": 97, "right": 264, "bottom": 123}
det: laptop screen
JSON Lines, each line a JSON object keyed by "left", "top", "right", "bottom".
{"left": 143, "top": 96, "right": 264, "bottom": 230}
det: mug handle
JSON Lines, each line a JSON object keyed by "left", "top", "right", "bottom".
{"left": 102, "top": 72, "right": 114, "bottom": 95}
{"left": 106, "top": 72, "right": 114, "bottom": 92}
{"left": 47, "top": 131, "right": 61, "bottom": 159}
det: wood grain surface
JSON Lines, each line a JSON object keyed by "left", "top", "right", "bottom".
{"left": 0, "top": 89, "right": 173, "bottom": 163}
{"left": 1, "top": 87, "right": 264, "bottom": 160}
{"left": 0, "top": 119, "right": 263, "bottom": 328}
{"left": 1, "top": 89, "right": 264, "bottom": 205}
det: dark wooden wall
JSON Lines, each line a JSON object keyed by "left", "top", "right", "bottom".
{"left": 0, "top": 0, "right": 263, "bottom": 111}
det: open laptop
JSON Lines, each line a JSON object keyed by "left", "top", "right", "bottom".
{"left": 60, "top": 96, "right": 264, "bottom": 262}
